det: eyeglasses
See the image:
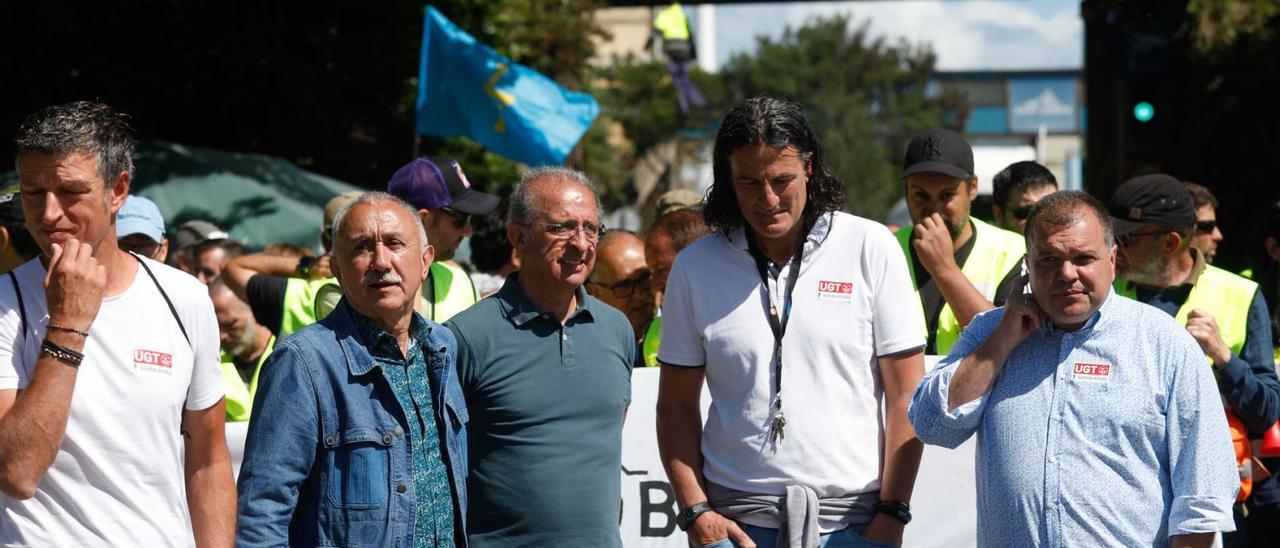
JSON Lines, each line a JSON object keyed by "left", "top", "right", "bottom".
{"left": 1117, "top": 230, "right": 1166, "bottom": 248}
{"left": 1010, "top": 205, "right": 1034, "bottom": 221}
{"left": 1196, "top": 220, "right": 1217, "bottom": 233}
{"left": 593, "top": 270, "right": 651, "bottom": 298}
{"left": 536, "top": 221, "right": 605, "bottom": 242}
{"left": 441, "top": 207, "right": 471, "bottom": 227}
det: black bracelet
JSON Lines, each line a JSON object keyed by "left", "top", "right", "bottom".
{"left": 41, "top": 339, "right": 84, "bottom": 367}
{"left": 47, "top": 323, "right": 90, "bottom": 338}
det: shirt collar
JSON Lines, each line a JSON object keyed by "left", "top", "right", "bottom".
{"left": 344, "top": 303, "right": 440, "bottom": 367}
{"left": 727, "top": 212, "right": 834, "bottom": 257}
{"left": 497, "top": 272, "right": 594, "bottom": 327}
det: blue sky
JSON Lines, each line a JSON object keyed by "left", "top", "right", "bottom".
{"left": 709, "top": 0, "right": 1082, "bottom": 71}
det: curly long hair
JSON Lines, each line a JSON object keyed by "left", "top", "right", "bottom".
{"left": 703, "top": 96, "right": 847, "bottom": 234}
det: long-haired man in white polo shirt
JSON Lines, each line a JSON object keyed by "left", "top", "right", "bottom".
{"left": 657, "top": 96, "right": 927, "bottom": 548}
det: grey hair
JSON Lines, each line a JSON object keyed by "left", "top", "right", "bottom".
{"left": 330, "top": 191, "right": 429, "bottom": 251}
{"left": 1025, "top": 190, "right": 1115, "bottom": 249}
{"left": 14, "top": 101, "right": 136, "bottom": 184}
{"left": 507, "top": 167, "right": 603, "bottom": 225}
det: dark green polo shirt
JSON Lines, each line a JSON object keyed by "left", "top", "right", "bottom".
{"left": 445, "top": 274, "right": 634, "bottom": 547}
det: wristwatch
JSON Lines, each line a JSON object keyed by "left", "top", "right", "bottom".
{"left": 295, "top": 256, "right": 318, "bottom": 277}
{"left": 874, "top": 500, "right": 912, "bottom": 525}
{"left": 675, "top": 501, "right": 713, "bottom": 531}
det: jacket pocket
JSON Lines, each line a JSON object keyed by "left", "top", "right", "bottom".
{"left": 323, "top": 430, "right": 391, "bottom": 509}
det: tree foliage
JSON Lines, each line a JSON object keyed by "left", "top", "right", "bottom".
{"left": 718, "top": 16, "right": 951, "bottom": 220}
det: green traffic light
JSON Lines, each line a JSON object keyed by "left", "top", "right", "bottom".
{"left": 1134, "top": 101, "right": 1154, "bottom": 122}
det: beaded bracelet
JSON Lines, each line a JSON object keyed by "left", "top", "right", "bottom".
{"left": 47, "top": 324, "right": 90, "bottom": 338}
{"left": 41, "top": 339, "right": 84, "bottom": 367}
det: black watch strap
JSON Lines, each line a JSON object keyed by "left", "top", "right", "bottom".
{"left": 675, "top": 501, "right": 713, "bottom": 531}
{"left": 296, "top": 256, "right": 317, "bottom": 277}
{"left": 874, "top": 500, "right": 912, "bottom": 525}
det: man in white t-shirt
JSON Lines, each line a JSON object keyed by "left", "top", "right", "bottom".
{"left": 0, "top": 101, "right": 235, "bottom": 546}
{"left": 657, "top": 97, "right": 927, "bottom": 548}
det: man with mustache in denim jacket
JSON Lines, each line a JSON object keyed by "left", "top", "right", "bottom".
{"left": 237, "top": 192, "right": 468, "bottom": 547}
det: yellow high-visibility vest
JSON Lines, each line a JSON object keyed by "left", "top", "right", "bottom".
{"left": 280, "top": 277, "right": 340, "bottom": 339}
{"left": 895, "top": 217, "right": 1025, "bottom": 355}
{"left": 654, "top": 3, "right": 690, "bottom": 41}
{"left": 221, "top": 335, "right": 276, "bottom": 422}
{"left": 417, "top": 261, "right": 479, "bottom": 323}
{"left": 1116, "top": 263, "right": 1258, "bottom": 501}
{"left": 642, "top": 315, "right": 661, "bottom": 367}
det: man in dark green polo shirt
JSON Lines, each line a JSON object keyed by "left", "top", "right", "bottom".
{"left": 446, "top": 167, "right": 635, "bottom": 547}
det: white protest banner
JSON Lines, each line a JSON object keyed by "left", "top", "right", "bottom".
{"left": 620, "top": 361, "right": 977, "bottom": 547}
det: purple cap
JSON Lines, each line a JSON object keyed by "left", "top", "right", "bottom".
{"left": 387, "top": 157, "right": 499, "bottom": 216}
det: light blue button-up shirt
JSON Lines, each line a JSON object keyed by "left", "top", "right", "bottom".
{"left": 910, "top": 293, "right": 1238, "bottom": 547}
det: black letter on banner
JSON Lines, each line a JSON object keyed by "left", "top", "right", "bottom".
{"left": 640, "top": 481, "right": 677, "bottom": 537}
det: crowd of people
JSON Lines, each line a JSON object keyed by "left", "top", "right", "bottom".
{"left": 0, "top": 97, "right": 1278, "bottom": 548}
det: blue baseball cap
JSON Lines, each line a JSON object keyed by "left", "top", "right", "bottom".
{"left": 116, "top": 195, "right": 166, "bottom": 243}
{"left": 387, "top": 157, "right": 498, "bottom": 215}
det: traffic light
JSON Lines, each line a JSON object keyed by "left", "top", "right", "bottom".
{"left": 1133, "top": 101, "right": 1154, "bottom": 122}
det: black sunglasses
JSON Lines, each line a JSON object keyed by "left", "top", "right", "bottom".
{"left": 1010, "top": 205, "right": 1034, "bottom": 221}
{"left": 1195, "top": 220, "right": 1217, "bottom": 233}
{"left": 593, "top": 270, "right": 651, "bottom": 298}
{"left": 441, "top": 207, "right": 471, "bottom": 226}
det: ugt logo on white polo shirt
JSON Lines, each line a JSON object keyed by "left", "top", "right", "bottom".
{"left": 817, "top": 280, "right": 853, "bottom": 302}
{"left": 133, "top": 348, "right": 174, "bottom": 376}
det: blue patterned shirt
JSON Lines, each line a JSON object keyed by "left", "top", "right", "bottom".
{"left": 353, "top": 312, "right": 455, "bottom": 547}
{"left": 910, "top": 293, "right": 1238, "bottom": 547}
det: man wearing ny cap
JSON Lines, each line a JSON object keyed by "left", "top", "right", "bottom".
{"left": 895, "top": 128, "right": 1025, "bottom": 355}
{"left": 387, "top": 157, "right": 499, "bottom": 323}
{"left": 116, "top": 195, "right": 170, "bottom": 261}
{"left": 1109, "top": 173, "right": 1280, "bottom": 545}
{"left": 222, "top": 192, "right": 355, "bottom": 340}
{"left": 0, "top": 183, "right": 38, "bottom": 274}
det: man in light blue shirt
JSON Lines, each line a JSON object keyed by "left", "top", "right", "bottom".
{"left": 910, "top": 191, "right": 1237, "bottom": 547}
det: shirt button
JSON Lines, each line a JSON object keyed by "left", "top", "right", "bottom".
{"left": 382, "top": 434, "right": 393, "bottom": 445}
{"left": 393, "top": 426, "right": 404, "bottom": 437}
{"left": 396, "top": 484, "right": 407, "bottom": 494}
{"left": 324, "top": 434, "right": 336, "bottom": 446}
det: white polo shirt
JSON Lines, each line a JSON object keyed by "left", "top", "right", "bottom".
{"left": 659, "top": 212, "right": 925, "bottom": 499}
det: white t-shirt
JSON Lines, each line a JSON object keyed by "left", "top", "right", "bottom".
{"left": 659, "top": 212, "right": 925, "bottom": 500}
{"left": 0, "top": 256, "right": 224, "bottom": 547}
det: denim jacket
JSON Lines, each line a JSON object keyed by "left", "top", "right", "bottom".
{"left": 237, "top": 299, "right": 469, "bottom": 547}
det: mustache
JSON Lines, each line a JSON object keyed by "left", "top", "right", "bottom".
{"left": 362, "top": 270, "right": 403, "bottom": 286}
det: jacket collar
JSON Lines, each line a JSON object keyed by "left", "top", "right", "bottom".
{"left": 328, "top": 298, "right": 446, "bottom": 377}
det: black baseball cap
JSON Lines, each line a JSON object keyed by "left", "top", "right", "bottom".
{"left": 1107, "top": 173, "right": 1197, "bottom": 236}
{"left": 387, "top": 157, "right": 498, "bottom": 216}
{"left": 901, "top": 128, "right": 974, "bottom": 181}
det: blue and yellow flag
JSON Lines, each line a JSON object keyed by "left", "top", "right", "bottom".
{"left": 416, "top": 5, "right": 599, "bottom": 166}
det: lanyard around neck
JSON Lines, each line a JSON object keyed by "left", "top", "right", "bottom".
{"left": 746, "top": 235, "right": 804, "bottom": 444}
